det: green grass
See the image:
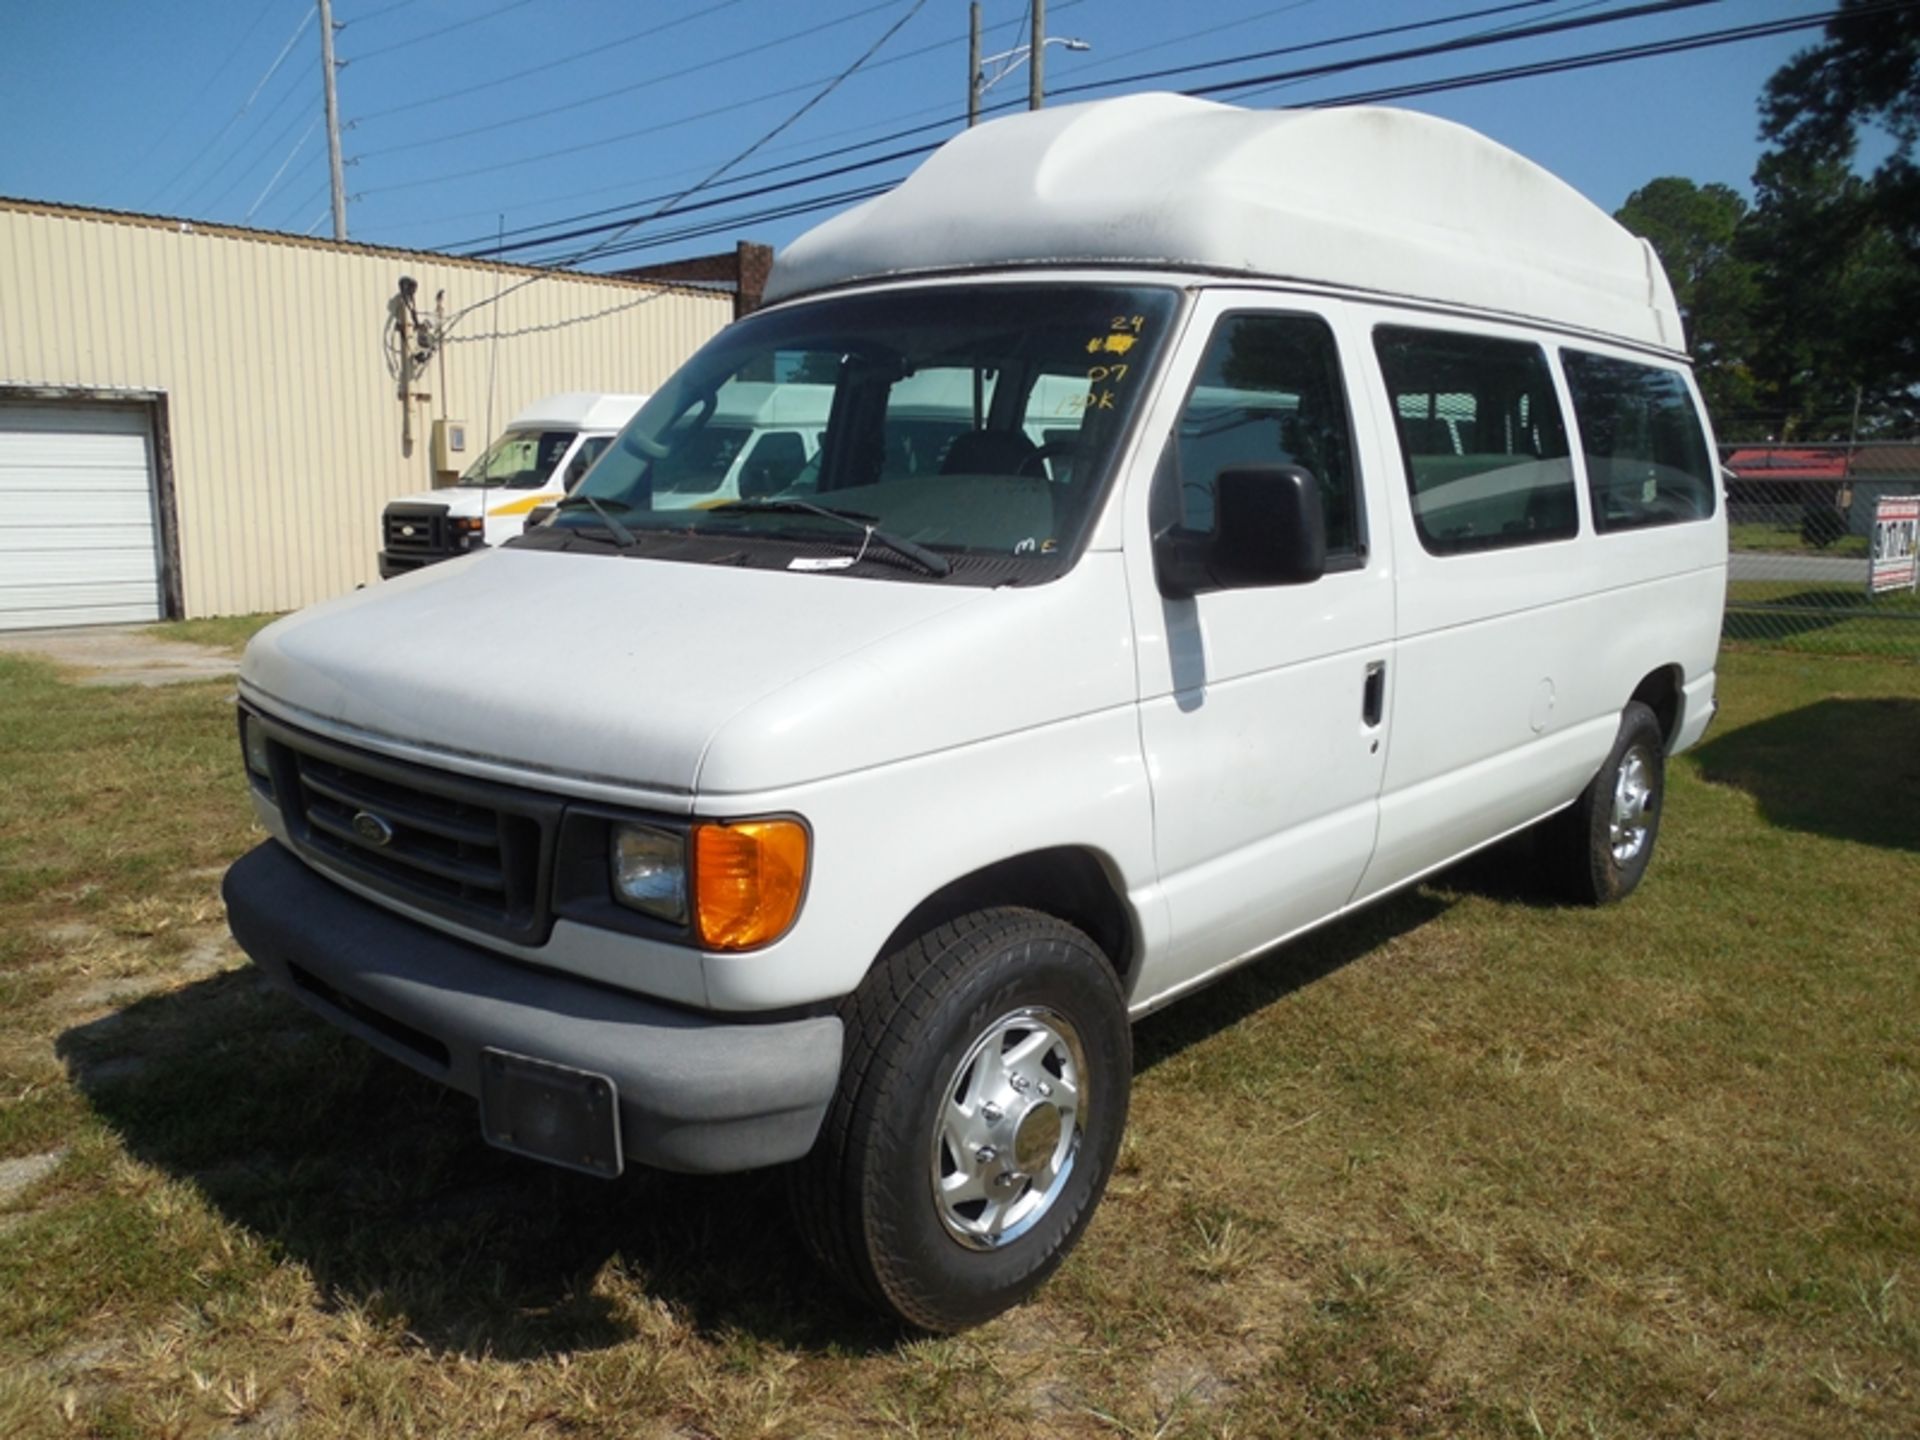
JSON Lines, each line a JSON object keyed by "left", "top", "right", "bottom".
{"left": 1728, "top": 520, "right": 1869, "bottom": 558}
{"left": 1726, "top": 581, "right": 1920, "bottom": 659}
{"left": 2, "top": 648, "right": 1917, "bottom": 1437}
{"left": 145, "top": 613, "right": 284, "bottom": 654}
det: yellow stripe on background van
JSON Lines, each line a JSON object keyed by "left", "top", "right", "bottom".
{"left": 488, "top": 493, "right": 558, "bottom": 518}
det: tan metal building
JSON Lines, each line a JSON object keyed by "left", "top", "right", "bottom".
{"left": 0, "top": 198, "right": 733, "bottom": 628}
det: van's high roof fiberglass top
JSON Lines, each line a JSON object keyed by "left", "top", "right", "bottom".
{"left": 766, "top": 94, "right": 1685, "bottom": 354}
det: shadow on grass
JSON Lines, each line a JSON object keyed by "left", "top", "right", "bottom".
{"left": 55, "top": 846, "right": 1531, "bottom": 1359}
{"left": 1694, "top": 697, "right": 1920, "bottom": 853}
{"left": 1131, "top": 835, "right": 1546, "bottom": 1070}
{"left": 57, "top": 972, "right": 898, "bottom": 1360}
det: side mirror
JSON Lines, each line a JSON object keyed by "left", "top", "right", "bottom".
{"left": 523, "top": 504, "right": 557, "bottom": 533}
{"left": 1155, "top": 464, "right": 1327, "bottom": 598}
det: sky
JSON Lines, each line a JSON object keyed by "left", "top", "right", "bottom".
{"left": 0, "top": 0, "right": 1850, "bottom": 270}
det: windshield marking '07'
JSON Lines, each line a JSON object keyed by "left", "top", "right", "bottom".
{"left": 537, "top": 285, "right": 1178, "bottom": 583}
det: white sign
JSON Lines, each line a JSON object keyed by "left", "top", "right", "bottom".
{"left": 1869, "top": 495, "right": 1920, "bottom": 595}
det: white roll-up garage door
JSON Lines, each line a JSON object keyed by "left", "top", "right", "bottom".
{"left": 0, "top": 402, "right": 163, "bottom": 631}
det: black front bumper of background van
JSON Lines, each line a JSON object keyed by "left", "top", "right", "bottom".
{"left": 223, "top": 841, "right": 843, "bottom": 1175}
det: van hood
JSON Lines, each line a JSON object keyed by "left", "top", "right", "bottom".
{"left": 242, "top": 548, "right": 1135, "bottom": 800}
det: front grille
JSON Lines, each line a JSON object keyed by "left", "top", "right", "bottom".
{"left": 383, "top": 503, "right": 452, "bottom": 561}
{"left": 258, "top": 717, "right": 558, "bottom": 943}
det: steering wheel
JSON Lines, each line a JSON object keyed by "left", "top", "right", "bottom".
{"left": 1018, "top": 441, "right": 1082, "bottom": 480}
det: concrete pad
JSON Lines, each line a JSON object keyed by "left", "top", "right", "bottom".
{"left": 0, "top": 624, "right": 238, "bottom": 686}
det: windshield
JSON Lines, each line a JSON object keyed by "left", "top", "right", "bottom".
{"left": 458, "top": 428, "right": 577, "bottom": 489}
{"left": 522, "top": 283, "right": 1179, "bottom": 584}
{"left": 653, "top": 425, "right": 752, "bottom": 495}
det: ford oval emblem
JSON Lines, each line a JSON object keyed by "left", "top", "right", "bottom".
{"left": 352, "top": 810, "right": 395, "bottom": 847}
{"left": 400, "top": 524, "right": 416, "bottom": 538}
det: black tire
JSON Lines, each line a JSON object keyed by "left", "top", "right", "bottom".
{"left": 790, "top": 907, "right": 1131, "bottom": 1332}
{"left": 1542, "top": 700, "right": 1666, "bottom": 905}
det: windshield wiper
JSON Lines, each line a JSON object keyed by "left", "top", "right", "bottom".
{"left": 553, "top": 493, "right": 639, "bottom": 548}
{"left": 712, "top": 499, "right": 950, "bottom": 577}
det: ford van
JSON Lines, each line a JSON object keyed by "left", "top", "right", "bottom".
{"left": 377, "top": 392, "right": 646, "bottom": 577}
{"left": 225, "top": 96, "right": 1725, "bottom": 1331}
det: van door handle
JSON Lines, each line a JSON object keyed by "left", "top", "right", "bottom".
{"left": 1362, "top": 661, "right": 1386, "bottom": 728}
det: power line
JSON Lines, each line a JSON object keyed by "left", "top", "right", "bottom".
{"left": 354, "top": 0, "right": 1083, "bottom": 245}
{"left": 141, "top": 3, "right": 316, "bottom": 211}
{"left": 441, "top": 0, "right": 930, "bottom": 334}
{"left": 1060, "top": 0, "right": 1726, "bottom": 101}
{"left": 390, "top": 0, "right": 1569, "bottom": 248}
{"left": 1240, "top": 3, "right": 1907, "bottom": 107}
{"left": 1060, "top": 0, "right": 1334, "bottom": 82}
{"left": 448, "top": 183, "right": 900, "bottom": 340}
{"left": 514, "top": 1, "right": 1891, "bottom": 279}
{"left": 445, "top": 0, "right": 1707, "bottom": 263}
{"left": 340, "top": 0, "right": 430, "bottom": 25}
{"left": 357, "top": 0, "right": 905, "bottom": 161}
{"left": 477, "top": 143, "right": 934, "bottom": 260}
{"left": 355, "top": 0, "right": 750, "bottom": 124}
{"left": 188, "top": 71, "right": 318, "bottom": 216}
{"left": 339, "top": 0, "right": 536, "bottom": 64}
{"left": 247, "top": 115, "right": 324, "bottom": 220}
{"left": 109, "top": 1, "right": 285, "bottom": 196}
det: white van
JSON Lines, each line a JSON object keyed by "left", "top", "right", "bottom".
{"left": 225, "top": 97, "right": 1725, "bottom": 1331}
{"left": 643, "top": 381, "right": 832, "bottom": 511}
{"left": 377, "top": 392, "right": 646, "bottom": 577}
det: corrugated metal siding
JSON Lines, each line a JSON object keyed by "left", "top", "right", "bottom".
{"left": 0, "top": 202, "right": 733, "bottom": 617}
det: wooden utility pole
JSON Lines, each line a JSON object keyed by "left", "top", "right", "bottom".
{"left": 317, "top": 0, "right": 348, "bottom": 239}
{"left": 967, "top": 3, "right": 982, "bottom": 128}
{"left": 1029, "top": 0, "right": 1045, "bottom": 110}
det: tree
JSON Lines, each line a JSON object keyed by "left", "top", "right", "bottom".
{"left": 1614, "top": 178, "right": 1760, "bottom": 432}
{"left": 1757, "top": 0, "right": 1919, "bottom": 435}
{"left": 1760, "top": 0, "right": 1920, "bottom": 178}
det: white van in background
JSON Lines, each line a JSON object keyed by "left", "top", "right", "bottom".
{"left": 377, "top": 392, "right": 647, "bottom": 577}
{"left": 646, "top": 382, "right": 831, "bottom": 510}
{"left": 228, "top": 96, "right": 1726, "bottom": 1332}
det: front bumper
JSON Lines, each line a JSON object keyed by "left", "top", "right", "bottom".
{"left": 223, "top": 841, "right": 843, "bottom": 1174}
{"left": 377, "top": 549, "right": 439, "bottom": 579}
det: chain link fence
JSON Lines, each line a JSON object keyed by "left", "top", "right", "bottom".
{"left": 1722, "top": 441, "right": 1920, "bottom": 659}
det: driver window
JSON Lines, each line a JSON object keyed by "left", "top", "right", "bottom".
{"left": 1159, "top": 313, "right": 1361, "bottom": 561}
{"left": 563, "top": 436, "right": 612, "bottom": 491}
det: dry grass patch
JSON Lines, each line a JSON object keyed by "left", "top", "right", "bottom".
{"left": 1, "top": 646, "right": 1917, "bottom": 1437}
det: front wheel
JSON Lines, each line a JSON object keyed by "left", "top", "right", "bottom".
{"left": 791, "top": 908, "right": 1130, "bottom": 1331}
{"left": 1541, "top": 700, "right": 1667, "bottom": 905}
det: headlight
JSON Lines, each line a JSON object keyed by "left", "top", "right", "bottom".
{"left": 610, "top": 823, "right": 687, "bottom": 923}
{"left": 452, "top": 515, "right": 486, "bottom": 549}
{"left": 241, "top": 715, "right": 273, "bottom": 782}
{"left": 606, "top": 817, "right": 809, "bottom": 948}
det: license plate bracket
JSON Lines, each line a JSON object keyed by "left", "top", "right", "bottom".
{"left": 478, "top": 1047, "right": 623, "bottom": 1179}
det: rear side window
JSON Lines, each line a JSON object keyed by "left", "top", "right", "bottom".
{"left": 1375, "top": 327, "right": 1577, "bottom": 555}
{"left": 1161, "top": 312, "right": 1363, "bottom": 562}
{"left": 1561, "top": 351, "right": 1716, "bottom": 530}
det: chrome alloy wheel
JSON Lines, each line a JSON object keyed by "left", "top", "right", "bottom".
{"left": 1610, "top": 744, "right": 1656, "bottom": 864}
{"left": 931, "top": 1006, "right": 1087, "bottom": 1251}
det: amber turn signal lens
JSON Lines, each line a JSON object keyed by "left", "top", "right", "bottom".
{"left": 692, "top": 819, "right": 808, "bottom": 950}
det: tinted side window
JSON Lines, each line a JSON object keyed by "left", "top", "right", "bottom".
{"left": 1162, "top": 313, "right": 1361, "bottom": 561}
{"left": 1561, "top": 351, "right": 1716, "bottom": 530}
{"left": 1375, "top": 327, "right": 1577, "bottom": 555}
{"left": 563, "top": 435, "right": 612, "bottom": 490}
